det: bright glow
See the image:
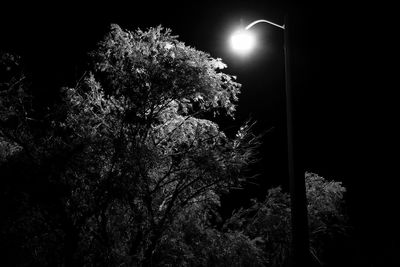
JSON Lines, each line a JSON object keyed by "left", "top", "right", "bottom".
{"left": 230, "top": 29, "right": 256, "bottom": 55}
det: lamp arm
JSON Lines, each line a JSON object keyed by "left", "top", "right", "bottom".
{"left": 245, "top": 19, "right": 285, "bottom": 30}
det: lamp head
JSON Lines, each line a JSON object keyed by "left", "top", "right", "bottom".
{"left": 230, "top": 29, "right": 256, "bottom": 55}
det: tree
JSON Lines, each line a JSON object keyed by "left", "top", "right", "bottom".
{"left": 223, "top": 172, "right": 348, "bottom": 266}
{"left": 0, "top": 24, "right": 261, "bottom": 266}
{"left": 60, "top": 24, "right": 263, "bottom": 266}
{"left": 0, "top": 25, "right": 349, "bottom": 267}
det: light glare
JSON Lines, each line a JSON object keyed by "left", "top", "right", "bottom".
{"left": 230, "top": 30, "right": 256, "bottom": 55}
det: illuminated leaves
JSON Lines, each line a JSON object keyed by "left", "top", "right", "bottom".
{"left": 223, "top": 172, "right": 347, "bottom": 266}
{"left": 0, "top": 25, "right": 257, "bottom": 266}
{"left": 93, "top": 24, "right": 241, "bottom": 119}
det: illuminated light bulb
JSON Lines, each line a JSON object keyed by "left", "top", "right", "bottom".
{"left": 230, "top": 29, "right": 256, "bottom": 55}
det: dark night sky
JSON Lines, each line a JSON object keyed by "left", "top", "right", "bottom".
{"left": 1, "top": 0, "right": 398, "bottom": 264}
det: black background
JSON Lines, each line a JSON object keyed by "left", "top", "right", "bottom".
{"left": 1, "top": 1, "right": 398, "bottom": 265}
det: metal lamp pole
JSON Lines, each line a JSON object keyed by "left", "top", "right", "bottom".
{"left": 242, "top": 16, "right": 311, "bottom": 266}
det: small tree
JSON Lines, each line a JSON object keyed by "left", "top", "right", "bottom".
{"left": 223, "top": 172, "right": 348, "bottom": 266}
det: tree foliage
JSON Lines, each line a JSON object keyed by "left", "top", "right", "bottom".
{"left": 0, "top": 25, "right": 348, "bottom": 267}
{"left": 0, "top": 25, "right": 260, "bottom": 266}
{"left": 223, "top": 172, "right": 348, "bottom": 266}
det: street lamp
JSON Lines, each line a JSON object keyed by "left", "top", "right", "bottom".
{"left": 230, "top": 17, "right": 311, "bottom": 266}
